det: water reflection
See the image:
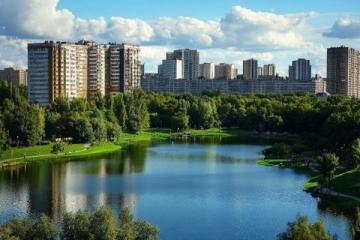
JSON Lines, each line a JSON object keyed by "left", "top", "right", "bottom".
{"left": 0, "top": 141, "right": 355, "bottom": 240}
{"left": 0, "top": 143, "right": 148, "bottom": 222}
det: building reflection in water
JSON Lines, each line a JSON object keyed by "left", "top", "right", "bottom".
{"left": 0, "top": 143, "right": 148, "bottom": 222}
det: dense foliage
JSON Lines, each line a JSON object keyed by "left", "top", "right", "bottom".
{"left": 277, "top": 216, "right": 334, "bottom": 240}
{"left": 0, "top": 207, "right": 158, "bottom": 240}
{"left": 2, "top": 80, "right": 360, "bottom": 163}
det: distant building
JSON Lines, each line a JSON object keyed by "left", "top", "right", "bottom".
{"left": 158, "top": 59, "right": 183, "bottom": 79}
{"left": 289, "top": 59, "right": 311, "bottom": 81}
{"left": 106, "top": 43, "right": 141, "bottom": 94}
{"left": 141, "top": 76, "right": 324, "bottom": 96}
{"left": 215, "top": 63, "right": 237, "bottom": 80}
{"left": 166, "top": 49, "right": 199, "bottom": 80}
{"left": 28, "top": 41, "right": 141, "bottom": 105}
{"left": 87, "top": 42, "right": 106, "bottom": 99}
{"left": 199, "top": 63, "right": 215, "bottom": 79}
{"left": 243, "top": 59, "right": 258, "bottom": 80}
{"left": 28, "top": 41, "right": 90, "bottom": 105}
{"left": 327, "top": 46, "right": 360, "bottom": 98}
{"left": 257, "top": 67, "right": 263, "bottom": 76}
{"left": 263, "top": 64, "right": 276, "bottom": 76}
{"left": 0, "top": 67, "right": 27, "bottom": 86}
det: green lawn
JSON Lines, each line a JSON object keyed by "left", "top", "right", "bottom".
{"left": 330, "top": 170, "right": 360, "bottom": 198}
{"left": 257, "top": 159, "right": 289, "bottom": 167}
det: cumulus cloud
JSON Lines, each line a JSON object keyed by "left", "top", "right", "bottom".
{"left": 107, "top": 17, "right": 154, "bottom": 43}
{"left": 324, "top": 17, "right": 360, "bottom": 39}
{"left": 0, "top": 36, "right": 28, "bottom": 69}
{"left": 0, "top": 0, "right": 328, "bottom": 74}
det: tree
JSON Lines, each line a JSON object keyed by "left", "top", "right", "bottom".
{"left": 277, "top": 216, "right": 333, "bottom": 240}
{"left": 62, "top": 211, "right": 91, "bottom": 240}
{"left": 0, "top": 120, "right": 8, "bottom": 155}
{"left": 89, "top": 207, "right": 118, "bottom": 240}
{"left": 171, "top": 112, "right": 189, "bottom": 132}
{"left": 30, "top": 215, "right": 58, "bottom": 240}
{"left": 351, "top": 139, "right": 360, "bottom": 170}
{"left": 317, "top": 153, "right": 339, "bottom": 187}
{"left": 73, "top": 117, "right": 94, "bottom": 143}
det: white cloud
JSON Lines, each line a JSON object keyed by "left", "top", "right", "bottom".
{"left": 107, "top": 17, "right": 154, "bottom": 43}
{"left": 0, "top": 0, "right": 335, "bottom": 76}
{"left": 0, "top": 36, "right": 28, "bottom": 69}
{"left": 324, "top": 17, "right": 360, "bottom": 39}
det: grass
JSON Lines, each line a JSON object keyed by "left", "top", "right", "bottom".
{"left": 257, "top": 159, "right": 289, "bottom": 167}
{"left": 330, "top": 170, "right": 360, "bottom": 198}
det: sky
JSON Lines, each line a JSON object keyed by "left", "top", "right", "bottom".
{"left": 0, "top": 0, "right": 360, "bottom": 76}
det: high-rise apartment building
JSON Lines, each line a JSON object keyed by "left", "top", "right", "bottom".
{"left": 199, "top": 63, "right": 215, "bottom": 79}
{"left": 106, "top": 43, "right": 141, "bottom": 94}
{"left": 289, "top": 59, "right": 311, "bottom": 81}
{"left": 0, "top": 67, "right": 27, "bottom": 86}
{"left": 263, "top": 64, "right": 276, "bottom": 76}
{"left": 166, "top": 49, "right": 199, "bottom": 80}
{"left": 28, "top": 41, "right": 141, "bottom": 105}
{"left": 158, "top": 59, "right": 183, "bottom": 79}
{"left": 257, "top": 67, "right": 263, "bottom": 76}
{"left": 28, "top": 41, "right": 92, "bottom": 104}
{"left": 215, "top": 63, "right": 237, "bottom": 80}
{"left": 243, "top": 59, "right": 258, "bottom": 80}
{"left": 327, "top": 46, "right": 360, "bottom": 97}
{"left": 87, "top": 42, "right": 106, "bottom": 99}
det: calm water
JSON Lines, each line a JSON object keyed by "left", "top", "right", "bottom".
{"left": 0, "top": 141, "right": 353, "bottom": 240}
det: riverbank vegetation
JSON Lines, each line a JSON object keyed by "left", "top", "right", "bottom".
{"left": 1, "top": 80, "right": 360, "bottom": 198}
{"left": 0, "top": 207, "right": 158, "bottom": 240}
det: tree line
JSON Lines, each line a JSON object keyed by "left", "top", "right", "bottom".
{"left": 2, "top": 81, "right": 360, "bottom": 164}
{"left": 0, "top": 207, "right": 158, "bottom": 240}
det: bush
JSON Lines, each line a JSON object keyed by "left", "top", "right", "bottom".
{"left": 51, "top": 141, "right": 65, "bottom": 154}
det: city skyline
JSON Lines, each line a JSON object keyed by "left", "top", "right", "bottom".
{"left": 0, "top": 0, "right": 360, "bottom": 75}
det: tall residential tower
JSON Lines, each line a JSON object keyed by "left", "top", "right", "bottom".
{"left": 327, "top": 46, "right": 360, "bottom": 98}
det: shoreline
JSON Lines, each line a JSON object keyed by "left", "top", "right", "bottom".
{"left": 257, "top": 159, "right": 360, "bottom": 203}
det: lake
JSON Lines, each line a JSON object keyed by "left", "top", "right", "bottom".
{"left": 0, "top": 140, "right": 353, "bottom": 239}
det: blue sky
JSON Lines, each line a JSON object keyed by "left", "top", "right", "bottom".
{"left": 0, "top": 0, "right": 360, "bottom": 75}
{"left": 57, "top": 0, "right": 360, "bottom": 20}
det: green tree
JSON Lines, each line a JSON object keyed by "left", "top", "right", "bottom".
{"left": 30, "top": 214, "right": 58, "bottom": 240}
{"left": 277, "top": 216, "right": 333, "bottom": 240}
{"left": 0, "top": 120, "right": 8, "bottom": 155}
{"left": 351, "top": 139, "right": 360, "bottom": 170}
{"left": 62, "top": 211, "right": 91, "bottom": 240}
{"left": 89, "top": 207, "right": 118, "bottom": 240}
{"left": 73, "top": 117, "right": 94, "bottom": 143}
{"left": 317, "top": 153, "right": 339, "bottom": 187}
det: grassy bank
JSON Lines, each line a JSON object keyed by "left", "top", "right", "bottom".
{"left": 0, "top": 130, "right": 173, "bottom": 169}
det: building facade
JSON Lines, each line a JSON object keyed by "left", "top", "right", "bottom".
{"left": 0, "top": 67, "right": 27, "bottom": 86}
{"left": 327, "top": 46, "right": 360, "bottom": 98}
{"left": 289, "top": 59, "right": 311, "bottom": 81}
{"left": 106, "top": 43, "right": 141, "bottom": 94}
{"left": 199, "top": 63, "right": 215, "bottom": 79}
{"left": 158, "top": 59, "right": 183, "bottom": 79}
{"left": 28, "top": 41, "right": 141, "bottom": 105}
{"left": 141, "top": 76, "right": 325, "bottom": 96}
{"left": 166, "top": 49, "right": 199, "bottom": 80}
{"left": 215, "top": 63, "right": 237, "bottom": 80}
{"left": 243, "top": 59, "right": 258, "bottom": 80}
{"left": 263, "top": 64, "right": 276, "bottom": 76}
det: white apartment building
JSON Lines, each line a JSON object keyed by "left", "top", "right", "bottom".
{"left": 199, "top": 63, "right": 215, "bottom": 79}
{"left": 158, "top": 59, "right": 183, "bottom": 79}
{"left": 215, "top": 63, "right": 237, "bottom": 80}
